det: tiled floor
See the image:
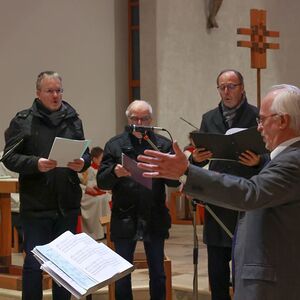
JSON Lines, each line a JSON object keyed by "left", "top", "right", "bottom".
{"left": 0, "top": 224, "right": 211, "bottom": 299}
{"left": 132, "top": 223, "right": 211, "bottom": 299}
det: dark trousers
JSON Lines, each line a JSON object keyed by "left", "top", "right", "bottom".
{"left": 21, "top": 212, "right": 78, "bottom": 300}
{"left": 114, "top": 237, "right": 166, "bottom": 300}
{"left": 207, "top": 245, "right": 232, "bottom": 300}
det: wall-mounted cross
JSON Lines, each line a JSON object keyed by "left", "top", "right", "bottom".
{"left": 237, "top": 9, "right": 279, "bottom": 107}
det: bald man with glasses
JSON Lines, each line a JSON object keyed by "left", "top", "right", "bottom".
{"left": 190, "top": 69, "right": 267, "bottom": 300}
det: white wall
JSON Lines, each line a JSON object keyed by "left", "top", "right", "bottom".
{"left": 2, "top": 0, "right": 300, "bottom": 152}
{"left": 0, "top": 0, "right": 128, "bottom": 150}
{"left": 140, "top": 0, "right": 300, "bottom": 148}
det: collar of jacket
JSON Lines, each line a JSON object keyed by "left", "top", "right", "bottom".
{"left": 121, "top": 130, "right": 165, "bottom": 155}
{"left": 31, "top": 98, "right": 78, "bottom": 126}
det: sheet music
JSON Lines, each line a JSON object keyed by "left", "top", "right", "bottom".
{"left": 32, "top": 231, "right": 134, "bottom": 299}
{"left": 48, "top": 137, "right": 90, "bottom": 167}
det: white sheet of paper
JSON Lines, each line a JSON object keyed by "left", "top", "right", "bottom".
{"left": 225, "top": 127, "right": 246, "bottom": 135}
{"left": 48, "top": 137, "right": 90, "bottom": 167}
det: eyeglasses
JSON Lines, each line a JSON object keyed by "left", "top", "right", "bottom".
{"left": 129, "top": 116, "right": 151, "bottom": 122}
{"left": 217, "top": 83, "right": 241, "bottom": 92}
{"left": 44, "top": 88, "right": 64, "bottom": 95}
{"left": 256, "top": 113, "right": 279, "bottom": 125}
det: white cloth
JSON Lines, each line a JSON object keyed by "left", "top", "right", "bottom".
{"left": 80, "top": 166, "right": 111, "bottom": 240}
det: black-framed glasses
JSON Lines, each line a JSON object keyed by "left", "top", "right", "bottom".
{"left": 256, "top": 113, "right": 279, "bottom": 125}
{"left": 217, "top": 83, "right": 241, "bottom": 92}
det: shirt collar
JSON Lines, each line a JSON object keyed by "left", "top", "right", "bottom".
{"left": 270, "top": 137, "right": 300, "bottom": 160}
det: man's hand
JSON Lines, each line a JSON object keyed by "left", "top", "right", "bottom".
{"left": 114, "top": 164, "right": 131, "bottom": 177}
{"left": 238, "top": 150, "right": 260, "bottom": 167}
{"left": 192, "top": 148, "right": 213, "bottom": 162}
{"left": 67, "top": 158, "right": 84, "bottom": 172}
{"left": 137, "top": 141, "right": 189, "bottom": 180}
{"left": 38, "top": 158, "right": 57, "bottom": 172}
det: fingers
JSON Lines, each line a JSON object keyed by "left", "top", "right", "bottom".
{"left": 137, "top": 161, "right": 158, "bottom": 172}
{"left": 192, "top": 148, "right": 212, "bottom": 162}
{"left": 138, "top": 153, "right": 164, "bottom": 164}
{"left": 143, "top": 149, "right": 168, "bottom": 159}
{"left": 38, "top": 158, "right": 57, "bottom": 172}
{"left": 67, "top": 158, "right": 84, "bottom": 171}
{"left": 172, "top": 141, "right": 181, "bottom": 154}
{"left": 239, "top": 150, "right": 260, "bottom": 166}
{"left": 142, "top": 171, "right": 160, "bottom": 178}
{"left": 114, "top": 164, "right": 131, "bottom": 177}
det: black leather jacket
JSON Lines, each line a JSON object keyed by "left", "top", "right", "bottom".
{"left": 3, "top": 99, "right": 91, "bottom": 217}
{"left": 97, "top": 130, "right": 179, "bottom": 241}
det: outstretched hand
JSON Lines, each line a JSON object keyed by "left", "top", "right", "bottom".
{"left": 137, "top": 141, "right": 189, "bottom": 180}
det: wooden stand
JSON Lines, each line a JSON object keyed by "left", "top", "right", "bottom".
{"left": 0, "top": 179, "right": 51, "bottom": 291}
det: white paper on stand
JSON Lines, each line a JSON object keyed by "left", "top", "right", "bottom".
{"left": 32, "top": 231, "right": 134, "bottom": 299}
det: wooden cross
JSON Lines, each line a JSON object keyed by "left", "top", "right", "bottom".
{"left": 237, "top": 9, "right": 280, "bottom": 107}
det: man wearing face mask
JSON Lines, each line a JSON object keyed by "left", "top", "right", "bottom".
{"left": 2, "top": 71, "right": 91, "bottom": 300}
{"left": 191, "top": 69, "right": 265, "bottom": 300}
{"left": 97, "top": 100, "right": 179, "bottom": 300}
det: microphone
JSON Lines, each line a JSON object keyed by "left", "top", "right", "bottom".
{"left": 125, "top": 124, "right": 166, "bottom": 133}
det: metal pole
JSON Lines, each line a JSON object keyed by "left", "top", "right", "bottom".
{"left": 191, "top": 199, "right": 199, "bottom": 300}
{"left": 205, "top": 205, "right": 233, "bottom": 239}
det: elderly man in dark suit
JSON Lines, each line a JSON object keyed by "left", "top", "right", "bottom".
{"left": 138, "top": 84, "right": 300, "bottom": 300}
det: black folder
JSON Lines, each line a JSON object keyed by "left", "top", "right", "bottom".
{"left": 190, "top": 127, "right": 268, "bottom": 161}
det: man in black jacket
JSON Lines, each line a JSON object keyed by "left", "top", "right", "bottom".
{"left": 191, "top": 69, "right": 264, "bottom": 300}
{"left": 97, "top": 100, "right": 179, "bottom": 300}
{"left": 3, "top": 71, "right": 91, "bottom": 300}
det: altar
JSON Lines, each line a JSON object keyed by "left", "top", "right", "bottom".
{"left": 0, "top": 178, "right": 18, "bottom": 267}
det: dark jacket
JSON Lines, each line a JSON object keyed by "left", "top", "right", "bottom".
{"left": 3, "top": 99, "right": 91, "bottom": 217}
{"left": 97, "top": 130, "right": 180, "bottom": 241}
{"left": 194, "top": 99, "right": 265, "bottom": 247}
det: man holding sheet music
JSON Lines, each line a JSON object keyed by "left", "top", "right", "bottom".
{"left": 97, "top": 100, "right": 179, "bottom": 300}
{"left": 2, "top": 71, "right": 91, "bottom": 300}
{"left": 190, "top": 69, "right": 266, "bottom": 300}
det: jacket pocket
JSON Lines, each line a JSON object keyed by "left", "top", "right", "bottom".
{"left": 241, "top": 264, "right": 277, "bottom": 282}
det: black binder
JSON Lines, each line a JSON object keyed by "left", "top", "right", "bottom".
{"left": 190, "top": 127, "right": 268, "bottom": 161}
